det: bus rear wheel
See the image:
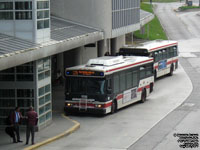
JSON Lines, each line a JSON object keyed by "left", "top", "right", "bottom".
{"left": 169, "top": 64, "right": 174, "bottom": 76}
{"left": 150, "top": 83, "right": 154, "bottom": 93}
{"left": 141, "top": 89, "right": 146, "bottom": 103}
{"left": 111, "top": 100, "right": 117, "bottom": 114}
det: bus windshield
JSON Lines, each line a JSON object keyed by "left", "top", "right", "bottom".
{"left": 67, "top": 77, "right": 106, "bottom": 95}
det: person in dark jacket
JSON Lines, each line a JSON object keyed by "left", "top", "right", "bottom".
{"left": 26, "top": 106, "right": 38, "bottom": 145}
{"left": 10, "top": 107, "right": 23, "bottom": 143}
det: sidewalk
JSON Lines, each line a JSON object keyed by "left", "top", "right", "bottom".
{"left": 0, "top": 112, "right": 80, "bottom": 150}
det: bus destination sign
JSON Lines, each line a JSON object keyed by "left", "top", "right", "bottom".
{"left": 66, "top": 70, "right": 104, "bottom": 77}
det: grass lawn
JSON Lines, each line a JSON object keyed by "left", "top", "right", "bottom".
{"left": 133, "top": 3, "right": 168, "bottom": 40}
{"left": 178, "top": 5, "right": 200, "bottom": 11}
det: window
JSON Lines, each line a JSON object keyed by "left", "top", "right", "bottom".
{"left": 45, "top": 103, "right": 51, "bottom": 111}
{"left": 0, "top": 89, "right": 15, "bottom": 97}
{"left": 126, "top": 72, "right": 132, "bottom": 89}
{"left": 37, "top": 10, "right": 49, "bottom": 19}
{"left": 0, "top": 99, "right": 15, "bottom": 107}
{"left": 39, "top": 87, "right": 45, "bottom": 96}
{"left": 0, "top": 2, "right": 13, "bottom": 10}
{"left": 15, "top": 11, "right": 32, "bottom": 20}
{"left": 114, "top": 75, "right": 119, "bottom": 93}
{"left": 15, "top": 2, "right": 32, "bottom": 10}
{"left": 16, "top": 74, "right": 33, "bottom": 81}
{"left": 39, "top": 107, "right": 45, "bottom": 115}
{"left": 173, "top": 46, "right": 178, "bottom": 56}
{"left": 0, "top": 12, "right": 13, "bottom": 20}
{"left": 132, "top": 71, "right": 138, "bottom": 87}
{"left": 45, "top": 84, "right": 50, "bottom": 93}
{"left": 45, "top": 94, "right": 51, "bottom": 103}
{"left": 17, "top": 89, "right": 34, "bottom": 98}
{"left": 39, "top": 96, "right": 45, "bottom": 106}
{"left": 37, "top": 19, "right": 49, "bottom": 29}
{"left": 120, "top": 73, "right": 126, "bottom": 91}
{"left": 154, "top": 52, "right": 158, "bottom": 62}
{"left": 146, "top": 66, "right": 153, "bottom": 76}
{"left": 37, "top": 1, "right": 49, "bottom": 9}
{"left": 140, "top": 67, "right": 146, "bottom": 79}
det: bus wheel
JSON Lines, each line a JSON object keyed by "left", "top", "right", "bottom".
{"left": 111, "top": 100, "right": 117, "bottom": 114}
{"left": 141, "top": 89, "right": 146, "bottom": 103}
{"left": 154, "top": 70, "right": 157, "bottom": 81}
{"left": 169, "top": 64, "right": 174, "bottom": 76}
{"left": 150, "top": 83, "right": 154, "bottom": 93}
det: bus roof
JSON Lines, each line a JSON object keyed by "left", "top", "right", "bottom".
{"left": 122, "top": 40, "right": 178, "bottom": 52}
{"left": 66, "top": 56, "right": 153, "bottom": 76}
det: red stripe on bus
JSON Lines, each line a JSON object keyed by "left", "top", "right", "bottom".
{"left": 137, "top": 85, "right": 150, "bottom": 92}
{"left": 117, "top": 94, "right": 123, "bottom": 100}
{"left": 103, "top": 102, "right": 112, "bottom": 108}
{"left": 149, "top": 42, "right": 178, "bottom": 52}
{"left": 106, "top": 59, "right": 153, "bottom": 73}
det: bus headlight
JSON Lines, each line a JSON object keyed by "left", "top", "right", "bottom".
{"left": 95, "top": 104, "right": 102, "bottom": 108}
{"left": 67, "top": 103, "right": 72, "bottom": 107}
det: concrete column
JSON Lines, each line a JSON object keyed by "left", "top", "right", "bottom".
{"left": 97, "top": 40, "right": 108, "bottom": 57}
{"left": 56, "top": 53, "right": 64, "bottom": 74}
{"left": 111, "top": 35, "right": 125, "bottom": 55}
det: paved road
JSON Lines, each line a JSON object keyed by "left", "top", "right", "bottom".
{"left": 129, "top": 2, "right": 200, "bottom": 150}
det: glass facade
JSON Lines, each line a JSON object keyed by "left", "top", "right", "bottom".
{"left": 0, "top": 57, "right": 52, "bottom": 128}
{"left": 0, "top": 1, "right": 32, "bottom": 20}
{"left": 112, "top": 0, "right": 140, "bottom": 29}
{"left": 37, "top": 0, "right": 50, "bottom": 29}
{"left": 37, "top": 57, "right": 52, "bottom": 125}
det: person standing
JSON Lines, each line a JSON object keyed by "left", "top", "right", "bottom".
{"left": 26, "top": 106, "right": 38, "bottom": 145}
{"left": 10, "top": 107, "right": 23, "bottom": 143}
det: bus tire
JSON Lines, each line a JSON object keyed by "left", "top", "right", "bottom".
{"left": 150, "top": 83, "right": 154, "bottom": 93}
{"left": 154, "top": 70, "right": 157, "bottom": 81}
{"left": 111, "top": 100, "right": 117, "bottom": 114}
{"left": 141, "top": 89, "right": 146, "bottom": 103}
{"left": 169, "top": 64, "right": 174, "bottom": 76}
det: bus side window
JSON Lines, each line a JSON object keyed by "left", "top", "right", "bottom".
{"left": 162, "top": 50, "right": 167, "bottom": 59}
{"left": 170, "top": 47, "right": 174, "bottom": 58}
{"left": 146, "top": 66, "right": 153, "bottom": 76}
{"left": 154, "top": 52, "right": 158, "bottom": 62}
{"left": 158, "top": 51, "right": 162, "bottom": 61}
{"left": 167, "top": 48, "right": 170, "bottom": 58}
{"left": 126, "top": 72, "right": 132, "bottom": 89}
{"left": 173, "top": 46, "right": 178, "bottom": 56}
{"left": 132, "top": 71, "right": 138, "bottom": 87}
{"left": 139, "top": 67, "right": 146, "bottom": 79}
{"left": 114, "top": 75, "right": 119, "bottom": 94}
{"left": 120, "top": 72, "right": 126, "bottom": 92}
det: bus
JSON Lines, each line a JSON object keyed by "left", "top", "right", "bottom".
{"left": 64, "top": 56, "right": 154, "bottom": 115}
{"left": 118, "top": 40, "right": 178, "bottom": 79}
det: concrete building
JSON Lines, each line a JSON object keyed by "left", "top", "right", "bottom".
{"left": 51, "top": 0, "right": 140, "bottom": 56}
{"left": 0, "top": 0, "right": 154, "bottom": 129}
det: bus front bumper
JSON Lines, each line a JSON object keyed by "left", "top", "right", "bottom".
{"left": 64, "top": 106, "right": 107, "bottom": 115}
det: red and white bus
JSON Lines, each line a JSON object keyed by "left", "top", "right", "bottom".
{"left": 64, "top": 56, "right": 154, "bottom": 115}
{"left": 118, "top": 40, "right": 178, "bottom": 79}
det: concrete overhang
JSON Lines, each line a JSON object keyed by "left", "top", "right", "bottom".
{"left": 0, "top": 17, "right": 103, "bottom": 71}
{"left": 140, "top": 10, "right": 155, "bottom": 27}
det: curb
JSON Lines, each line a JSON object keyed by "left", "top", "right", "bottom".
{"left": 23, "top": 114, "right": 80, "bottom": 150}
